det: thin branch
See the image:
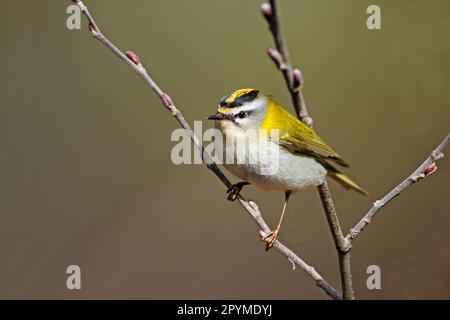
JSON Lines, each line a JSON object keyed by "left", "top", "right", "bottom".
{"left": 263, "top": 0, "right": 448, "bottom": 300}
{"left": 317, "top": 182, "right": 354, "bottom": 299}
{"left": 262, "top": 0, "right": 354, "bottom": 299}
{"left": 346, "top": 134, "right": 450, "bottom": 243}
{"left": 317, "top": 182, "right": 351, "bottom": 252}
{"left": 72, "top": 0, "right": 341, "bottom": 300}
{"left": 262, "top": 0, "right": 312, "bottom": 126}
{"left": 338, "top": 252, "right": 353, "bottom": 300}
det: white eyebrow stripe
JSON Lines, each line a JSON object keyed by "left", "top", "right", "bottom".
{"left": 230, "top": 98, "right": 264, "bottom": 115}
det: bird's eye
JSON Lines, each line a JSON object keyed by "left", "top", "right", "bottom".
{"left": 238, "top": 111, "right": 247, "bottom": 119}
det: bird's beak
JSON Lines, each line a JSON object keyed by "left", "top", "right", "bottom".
{"left": 207, "top": 112, "right": 226, "bottom": 120}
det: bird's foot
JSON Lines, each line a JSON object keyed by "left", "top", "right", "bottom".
{"left": 226, "top": 182, "right": 248, "bottom": 201}
{"left": 262, "top": 228, "right": 280, "bottom": 251}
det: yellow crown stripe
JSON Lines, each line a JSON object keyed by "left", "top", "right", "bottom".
{"left": 225, "top": 88, "right": 257, "bottom": 105}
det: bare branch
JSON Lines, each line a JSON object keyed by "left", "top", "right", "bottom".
{"left": 338, "top": 252, "right": 353, "bottom": 300}
{"left": 262, "top": 0, "right": 353, "bottom": 299}
{"left": 346, "top": 134, "right": 450, "bottom": 243}
{"left": 262, "top": 0, "right": 312, "bottom": 126}
{"left": 317, "top": 182, "right": 354, "bottom": 299}
{"left": 263, "top": 0, "right": 448, "bottom": 300}
{"left": 317, "top": 182, "right": 351, "bottom": 252}
{"left": 72, "top": 0, "right": 340, "bottom": 300}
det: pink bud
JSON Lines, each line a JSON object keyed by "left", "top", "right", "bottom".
{"left": 126, "top": 51, "right": 141, "bottom": 66}
{"left": 293, "top": 69, "right": 304, "bottom": 88}
{"left": 72, "top": 0, "right": 80, "bottom": 3}
{"left": 161, "top": 93, "right": 174, "bottom": 108}
{"left": 267, "top": 48, "right": 283, "bottom": 69}
{"left": 424, "top": 162, "right": 437, "bottom": 176}
{"left": 88, "top": 22, "right": 95, "bottom": 32}
{"left": 261, "top": 3, "right": 272, "bottom": 20}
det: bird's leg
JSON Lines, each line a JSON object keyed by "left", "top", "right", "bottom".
{"left": 263, "top": 190, "right": 291, "bottom": 251}
{"left": 226, "top": 182, "right": 250, "bottom": 201}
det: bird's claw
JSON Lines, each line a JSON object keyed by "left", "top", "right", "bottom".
{"left": 262, "top": 229, "right": 279, "bottom": 251}
{"left": 226, "top": 183, "right": 246, "bottom": 201}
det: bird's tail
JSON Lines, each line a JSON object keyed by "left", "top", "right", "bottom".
{"left": 320, "top": 160, "right": 369, "bottom": 196}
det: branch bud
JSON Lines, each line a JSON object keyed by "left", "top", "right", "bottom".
{"left": 126, "top": 51, "right": 141, "bottom": 66}
{"left": 293, "top": 68, "right": 304, "bottom": 89}
{"left": 161, "top": 93, "right": 174, "bottom": 108}
{"left": 424, "top": 162, "right": 437, "bottom": 176}
{"left": 267, "top": 48, "right": 284, "bottom": 70}
{"left": 261, "top": 3, "right": 273, "bottom": 22}
{"left": 88, "top": 22, "right": 95, "bottom": 32}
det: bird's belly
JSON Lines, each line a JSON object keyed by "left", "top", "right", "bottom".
{"left": 223, "top": 140, "right": 327, "bottom": 192}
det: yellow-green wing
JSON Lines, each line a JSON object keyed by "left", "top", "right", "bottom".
{"left": 261, "top": 102, "right": 349, "bottom": 167}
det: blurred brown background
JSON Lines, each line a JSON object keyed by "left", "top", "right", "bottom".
{"left": 0, "top": 0, "right": 449, "bottom": 299}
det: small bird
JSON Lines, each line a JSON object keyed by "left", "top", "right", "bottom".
{"left": 207, "top": 88, "right": 368, "bottom": 250}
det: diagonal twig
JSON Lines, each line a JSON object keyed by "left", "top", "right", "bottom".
{"left": 346, "top": 134, "right": 449, "bottom": 243}
{"left": 71, "top": 0, "right": 341, "bottom": 300}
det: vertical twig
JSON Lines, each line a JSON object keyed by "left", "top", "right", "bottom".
{"left": 262, "top": 0, "right": 312, "bottom": 126}
{"left": 338, "top": 253, "right": 353, "bottom": 300}
{"left": 262, "top": 0, "right": 354, "bottom": 299}
{"left": 317, "top": 182, "right": 353, "bottom": 299}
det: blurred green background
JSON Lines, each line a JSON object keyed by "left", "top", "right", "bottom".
{"left": 0, "top": 0, "right": 449, "bottom": 299}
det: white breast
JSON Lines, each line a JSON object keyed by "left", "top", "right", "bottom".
{"left": 218, "top": 124, "right": 327, "bottom": 192}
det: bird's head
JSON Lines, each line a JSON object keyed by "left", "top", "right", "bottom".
{"left": 207, "top": 88, "right": 268, "bottom": 131}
